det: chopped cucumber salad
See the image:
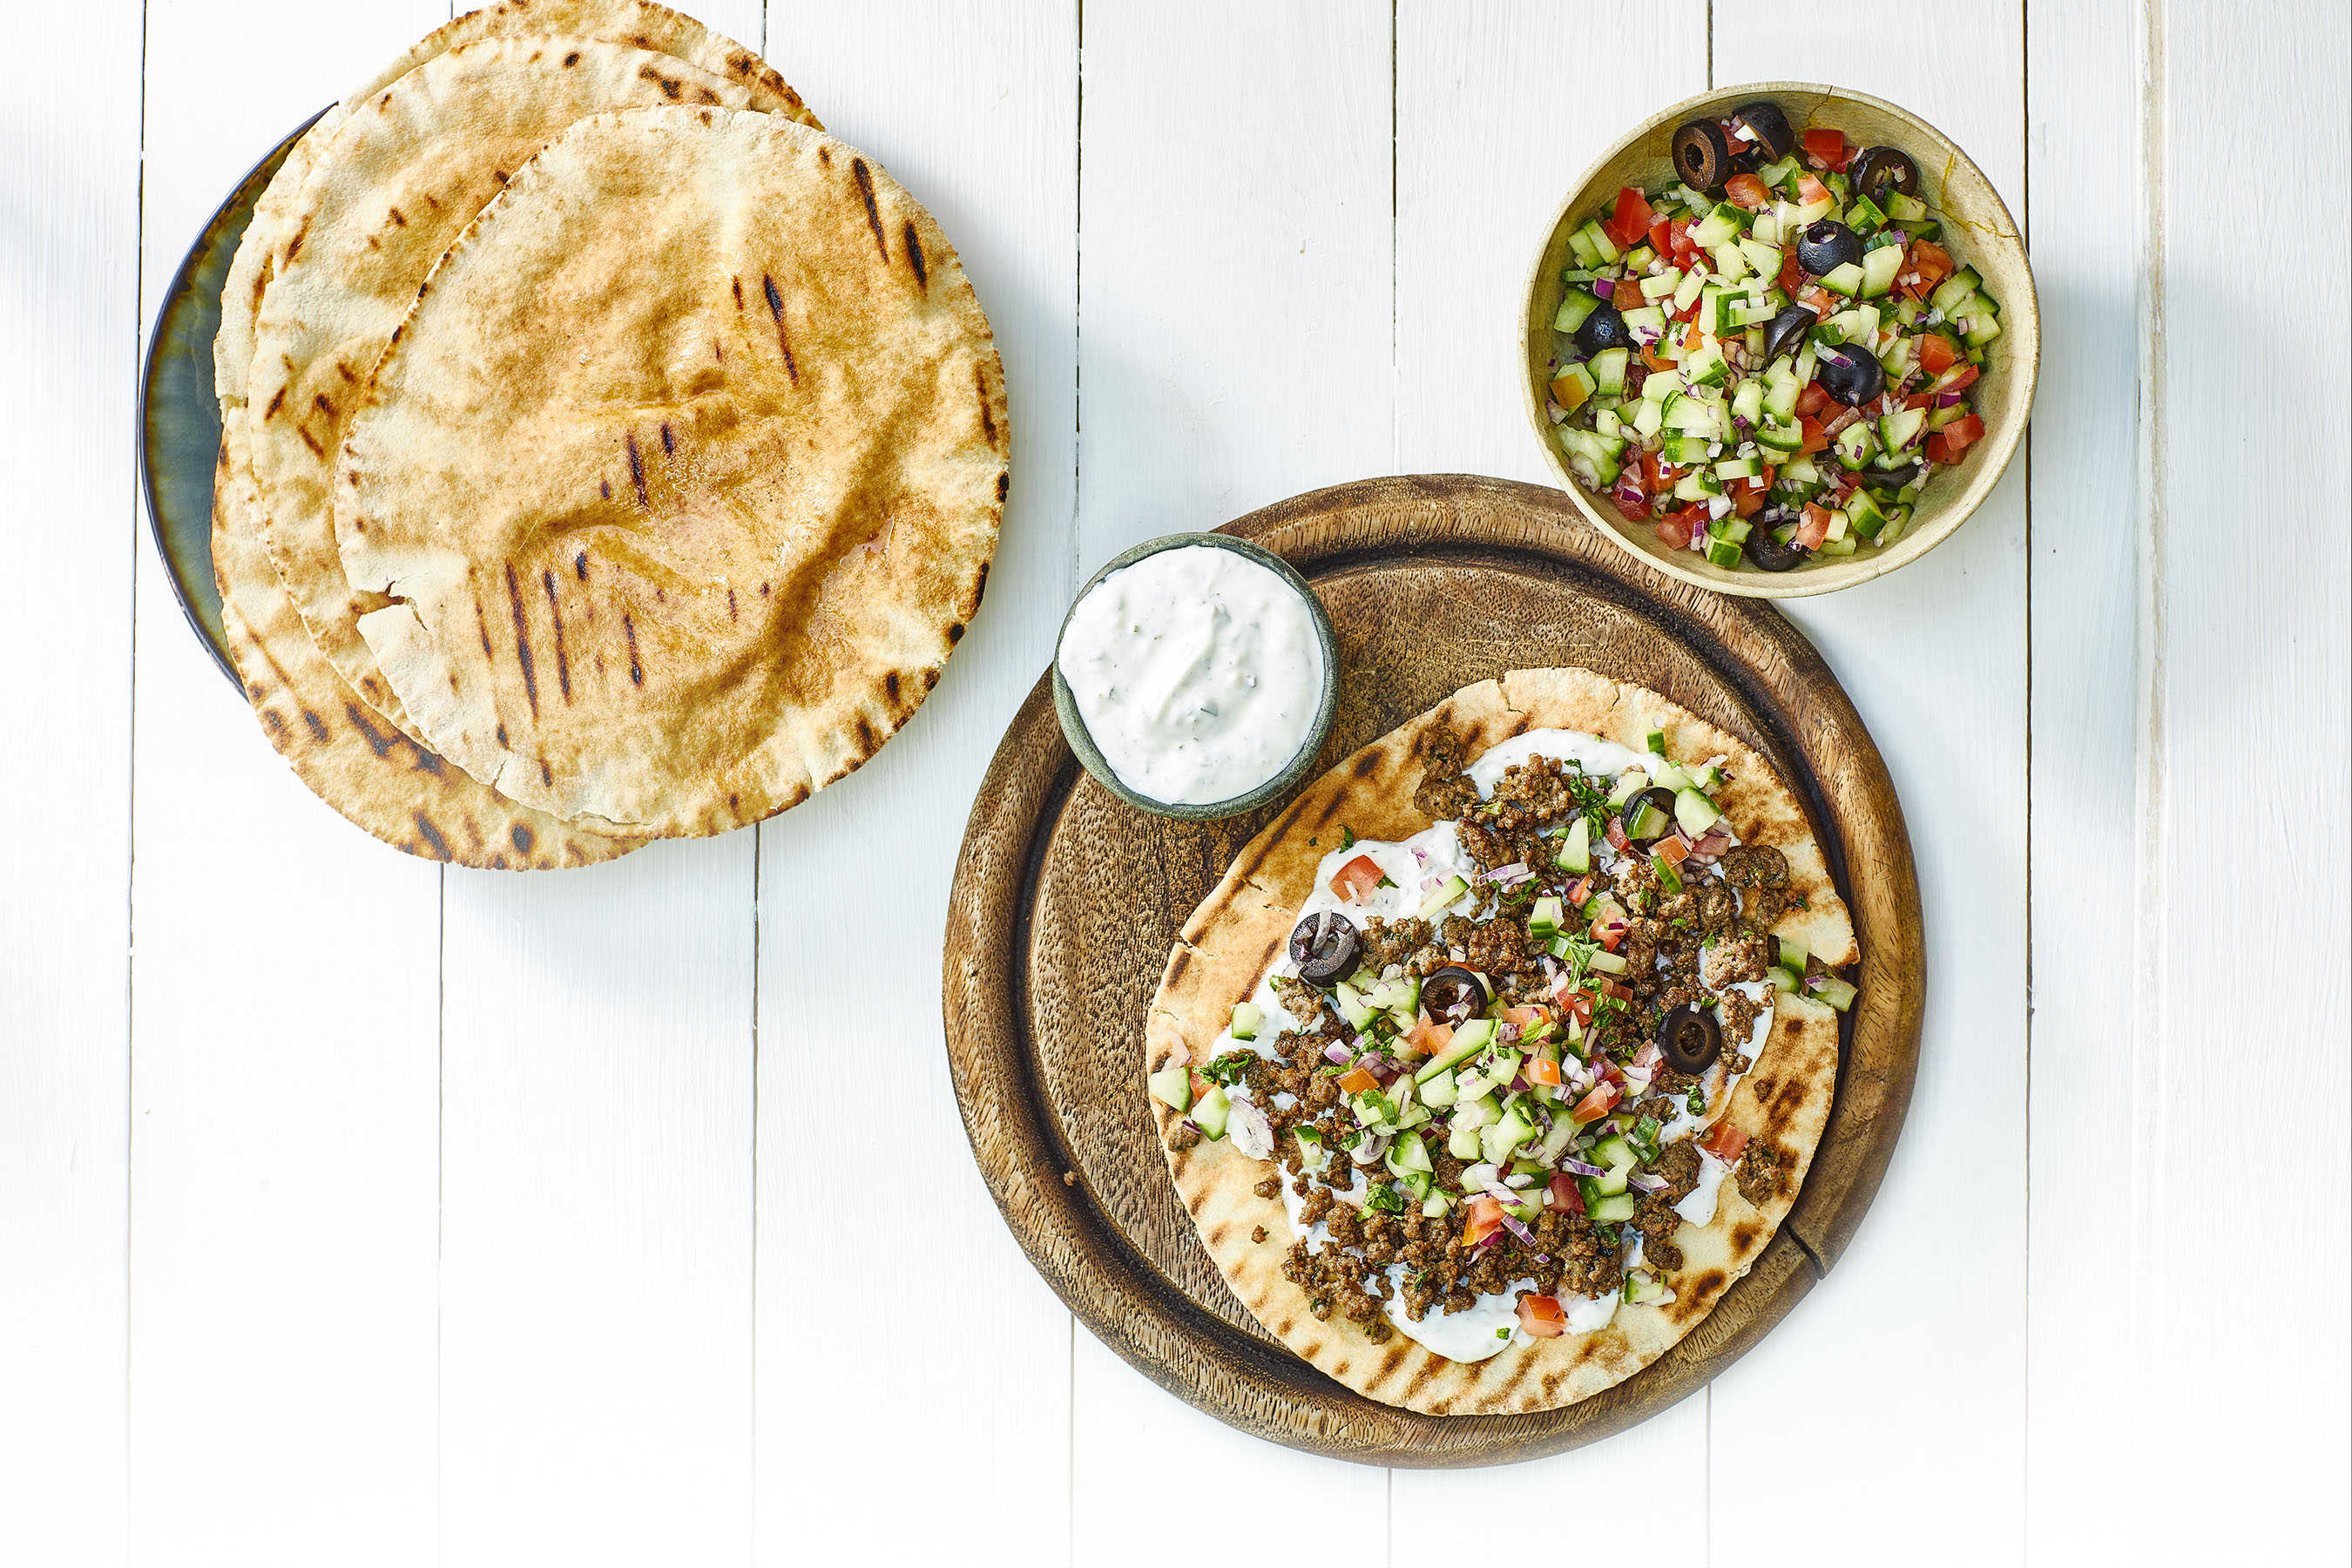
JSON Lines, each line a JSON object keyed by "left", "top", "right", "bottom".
{"left": 1544, "top": 101, "right": 1999, "bottom": 574}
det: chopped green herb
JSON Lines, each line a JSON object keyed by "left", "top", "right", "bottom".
{"left": 1340, "top": 826, "right": 1356, "bottom": 849}
{"left": 1377, "top": 875, "right": 1397, "bottom": 889}
{"left": 1686, "top": 1085, "right": 1707, "bottom": 1115}
{"left": 1201, "top": 1051, "right": 1256, "bottom": 1087}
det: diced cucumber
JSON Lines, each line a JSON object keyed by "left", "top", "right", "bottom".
{"left": 1683, "top": 342, "right": 1728, "bottom": 388}
{"left": 1529, "top": 896, "right": 1564, "bottom": 940}
{"left": 1192, "top": 1085, "right": 1230, "bottom": 1139}
{"left": 1481, "top": 1104, "right": 1535, "bottom": 1164}
{"left": 1416, "top": 873, "right": 1469, "bottom": 921}
{"left": 1333, "top": 981, "right": 1374, "bottom": 1029}
{"left": 1705, "top": 535, "right": 1742, "bottom": 570}
{"left": 1794, "top": 339, "right": 1817, "bottom": 386}
{"left": 1813, "top": 977, "right": 1858, "bottom": 1011}
{"left": 1414, "top": 1017, "right": 1497, "bottom": 1083}
{"left": 1642, "top": 368, "right": 1685, "bottom": 403}
{"left": 1590, "top": 347, "right": 1629, "bottom": 395}
{"left": 1587, "top": 1193, "right": 1639, "bottom": 1226}
{"left": 1621, "top": 246, "right": 1658, "bottom": 272}
{"left": 1731, "top": 294, "right": 1781, "bottom": 328}
{"left": 1556, "top": 815, "right": 1592, "bottom": 874}
{"left": 1586, "top": 949, "right": 1628, "bottom": 976}
{"left": 1737, "top": 236, "right": 1782, "bottom": 277}
{"left": 1417, "top": 1069, "right": 1456, "bottom": 1108}
{"left": 1930, "top": 274, "right": 1977, "bottom": 317}
{"left": 1762, "top": 364, "right": 1800, "bottom": 422}
{"left": 1671, "top": 470, "right": 1722, "bottom": 504}
{"left": 1632, "top": 398, "right": 1665, "bottom": 438}
{"left": 1711, "top": 517, "right": 1753, "bottom": 544}
{"left": 1834, "top": 421, "right": 1877, "bottom": 471}
{"left": 1859, "top": 243, "right": 1903, "bottom": 299}
{"left": 1622, "top": 304, "right": 1668, "bottom": 337}
{"left": 1554, "top": 286, "right": 1603, "bottom": 335}
{"left": 1731, "top": 377, "right": 1765, "bottom": 428}
{"left": 1959, "top": 302, "right": 2003, "bottom": 348}
{"left": 1663, "top": 433, "right": 1714, "bottom": 464}
{"left": 1817, "top": 534, "right": 1858, "bottom": 557}
{"left": 1695, "top": 286, "right": 1731, "bottom": 337}
{"left": 1713, "top": 455, "right": 1761, "bottom": 482}
{"left": 1755, "top": 420, "right": 1801, "bottom": 456}
{"left": 1778, "top": 932, "right": 1811, "bottom": 970}
{"left": 1708, "top": 242, "right": 1748, "bottom": 281}
{"left": 1879, "top": 408, "right": 1927, "bottom": 453}
{"left": 1565, "top": 225, "right": 1599, "bottom": 267}
{"left": 1148, "top": 1065, "right": 1192, "bottom": 1112}
{"left": 1388, "top": 1130, "right": 1434, "bottom": 1177}
{"left": 1230, "top": 1002, "right": 1261, "bottom": 1041}
{"left": 1639, "top": 267, "right": 1682, "bottom": 301}
{"left": 1672, "top": 267, "right": 1707, "bottom": 313}
{"left": 1845, "top": 192, "right": 1888, "bottom": 235}
{"left": 1885, "top": 192, "right": 1929, "bottom": 223}
{"left": 1819, "top": 260, "right": 1865, "bottom": 298}
{"left": 1578, "top": 219, "right": 1622, "bottom": 265}
{"left": 1771, "top": 966, "right": 1799, "bottom": 994}
{"left": 1673, "top": 787, "right": 1720, "bottom": 835}
{"left": 1845, "top": 487, "right": 1890, "bottom": 539}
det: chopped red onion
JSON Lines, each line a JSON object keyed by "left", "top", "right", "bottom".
{"left": 1497, "top": 1022, "right": 1521, "bottom": 1044}
{"left": 1558, "top": 1155, "right": 1606, "bottom": 1178}
{"left": 1164, "top": 1044, "right": 1190, "bottom": 1067}
{"left": 1323, "top": 1042, "right": 1354, "bottom": 1065}
{"left": 1592, "top": 277, "right": 1615, "bottom": 300}
{"left": 1936, "top": 389, "right": 1966, "bottom": 408}
{"left": 1632, "top": 1041, "right": 1662, "bottom": 1073}
{"left": 1500, "top": 1212, "right": 1539, "bottom": 1248}
{"left": 1628, "top": 1171, "right": 1667, "bottom": 1193}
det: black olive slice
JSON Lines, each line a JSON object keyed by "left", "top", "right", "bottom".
{"left": 1573, "top": 304, "right": 1632, "bottom": 358}
{"left": 1421, "top": 965, "right": 1490, "bottom": 1023}
{"left": 1744, "top": 517, "right": 1809, "bottom": 572}
{"left": 1795, "top": 219, "right": 1862, "bottom": 277}
{"left": 1657, "top": 1004, "right": 1723, "bottom": 1075}
{"left": 1847, "top": 145, "right": 1920, "bottom": 206}
{"left": 1622, "top": 786, "right": 1678, "bottom": 850}
{"left": 1815, "top": 344, "right": 1885, "bottom": 408}
{"left": 1289, "top": 911, "right": 1362, "bottom": 987}
{"left": 1728, "top": 101, "right": 1795, "bottom": 162}
{"left": 1859, "top": 459, "right": 1928, "bottom": 491}
{"left": 1672, "top": 118, "right": 1734, "bottom": 192}
{"left": 1761, "top": 304, "right": 1817, "bottom": 364}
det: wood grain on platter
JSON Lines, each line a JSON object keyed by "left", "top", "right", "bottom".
{"left": 943, "top": 474, "right": 1924, "bottom": 1465}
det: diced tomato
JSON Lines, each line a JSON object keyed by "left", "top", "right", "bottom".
{"left": 1517, "top": 1294, "right": 1568, "bottom": 1338}
{"left": 1936, "top": 363, "right": 1981, "bottom": 395}
{"left": 1592, "top": 1056, "right": 1624, "bottom": 1086}
{"left": 1599, "top": 977, "right": 1634, "bottom": 1003}
{"left": 1328, "top": 853, "right": 1384, "bottom": 903}
{"left": 1673, "top": 293, "right": 1704, "bottom": 324}
{"left": 1943, "top": 412, "right": 1985, "bottom": 449}
{"left": 1668, "top": 220, "right": 1701, "bottom": 267}
{"left": 1546, "top": 1173, "right": 1585, "bottom": 1213}
{"left": 1571, "top": 1081, "right": 1621, "bottom": 1125}
{"left": 1794, "top": 382, "right": 1830, "bottom": 419}
{"left": 1639, "top": 451, "right": 1663, "bottom": 492}
{"left": 1795, "top": 504, "right": 1833, "bottom": 550}
{"left": 1797, "top": 416, "right": 1829, "bottom": 456}
{"left": 1462, "top": 1193, "right": 1506, "bottom": 1247}
{"left": 1917, "top": 332, "right": 1962, "bottom": 375}
{"left": 1525, "top": 1053, "right": 1562, "bottom": 1088}
{"left": 1563, "top": 990, "right": 1595, "bottom": 1026}
{"left": 1610, "top": 492, "right": 1649, "bottom": 524}
{"left": 1565, "top": 874, "right": 1595, "bottom": 905}
{"left": 1608, "top": 186, "right": 1655, "bottom": 249}
{"left": 1731, "top": 486, "right": 1765, "bottom": 519}
{"left": 1925, "top": 433, "right": 1956, "bottom": 465}
{"left": 1550, "top": 373, "right": 1590, "bottom": 413}
{"left": 1501, "top": 1004, "right": 1550, "bottom": 1031}
{"left": 1603, "top": 815, "right": 1629, "bottom": 850}
{"left": 1794, "top": 172, "right": 1831, "bottom": 207}
{"left": 1648, "top": 216, "right": 1674, "bottom": 255}
{"left": 1337, "top": 1065, "right": 1381, "bottom": 1096}
{"left": 1903, "top": 393, "right": 1934, "bottom": 413}
{"left": 1402, "top": 1012, "right": 1451, "bottom": 1058}
{"left": 1189, "top": 1070, "right": 1214, "bottom": 1103}
{"left": 1723, "top": 172, "right": 1771, "bottom": 212}
{"left": 1796, "top": 285, "right": 1836, "bottom": 318}
{"left": 1802, "top": 127, "right": 1846, "bottom": 167}
{"left": 1656, "top": 835, "right": 1690, "bottom": 866}
{"left": 1777, "top": 247, "right": 1803, "bottom": 294}
{"left": 1699, "top": 1119, "right": 1749, "bottom": 1162}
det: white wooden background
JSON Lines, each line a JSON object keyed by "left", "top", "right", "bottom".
{"left": 3, "top": 0, "right": 2344, "bottom": 1562}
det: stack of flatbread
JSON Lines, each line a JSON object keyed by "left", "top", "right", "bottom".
{"left": 213, "top": 0, "right": 1008, "bottom": 868}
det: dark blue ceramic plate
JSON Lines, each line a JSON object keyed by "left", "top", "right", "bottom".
{"left": 139, "top": 110, "right": 327, "bottom": 686}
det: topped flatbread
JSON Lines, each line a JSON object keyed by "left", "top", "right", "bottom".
{"left": 335, "top": 105, "right": 1007, "bottom": 838}
{"left": 1146, "top": 667, "right": 1856, "bottom": 1415}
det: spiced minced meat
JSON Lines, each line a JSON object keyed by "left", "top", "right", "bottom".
{"left": 1173, "top": 725, "right": 1855, "bottom": 1348}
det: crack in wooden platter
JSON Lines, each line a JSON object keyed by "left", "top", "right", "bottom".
{"left": 943, "top": 474, "right": 1924, "bottom": 1466}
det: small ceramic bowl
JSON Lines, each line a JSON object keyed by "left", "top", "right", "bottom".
{"left": 1521, "top": 81, "right": 2039, "bottom": 598}
{"left": 1051, "top": 531, "right": 1340, "bottom": 821}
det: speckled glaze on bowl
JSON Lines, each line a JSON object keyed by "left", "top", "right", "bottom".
{"left": 139, "top": 108, "right": 328, "bottom": 686}
{"left": 1522, "top": 81, "right": 2039, "bottom": 598}
{"left": 1051, "top": 531, "right": 1341, "bottom": 821}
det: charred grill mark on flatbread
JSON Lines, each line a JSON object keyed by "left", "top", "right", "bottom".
{"left": 997, "top": 470, "right": 1009, "bottom": 502}
{"left": 971, "top": 560, "right": 990, "bottom": 611}
{"left": 884, "top": 670, "right": 900, "bottom": 704}
{"left": 855, "top": 717, "right": 875, "bottom": 754}
{"left": 412, "top": 751, "right": 444, "bottom": 778}
{"left": 574, "top": 551, "right": 588, "bottom": 582}
{"left": 562, "top": 50, "right": 580, "bottom": 66}
{"left": 301, "top": 709, "right": 329, "bottom": 744}
{"left": 731, "top": 276, "right": 744, "bottom": 308}
{"left": 600, "top": 480, "right": 612, "bottom": 501}
{"left": 298, "top": 427, "right": 325, "bottom": 457}
{"left": 411, "top": 813, "right": 453, "bottom": 861}
{"left": 473, "top": 591, "right": 494, "bottom": 657}
{"left": 727, "top": 589, "right": 739, "bottom": 622}
{"left": 541, "top": 571, "right": 572, "bottom": 702}
{"left": 312, "top": 394, "right": 335, "bottom": 418}
{"left": 387, "top": 206, "right": 407, "bottom": 227}
{"left": 1733, "top": 1220, "right": 1761, "bottom": 1250}
{"left": 659, "top": 422, "right": 674, "bottom": 455}
{"left": 946, "top": 621, "right": 964, "bottom": 645}
{"left": 623, "top": 614, "right": 643, "bottom": 686}
{"left": 1164, "top": 948, "right": 1192, "bottom": 989}
{"left": 902, "top": 221, "right": 927, "bottom": 287}
{"left": 976, "top": 367, "right": 997, "bottom": 443}
{"left": 850, "top": 158, "right": 888, "bottom": 260}
{"left": 504, "top": 564, "right": 539, "bottom": 719}
{"left": 1351, "top": 750, "right": 1381, "bottom": 778}
{"left": 635, "top": 63, "right": 686, "bottom": 100}
{"left": 263, "top": 386, "right": 287, "bottom": 419}
{"left": 625, "top": 431, "right": 649, "bottom": 508}
{"left": 760, "top": 274, "right": 798, "bottom": 382}
{"left": 343, "top": 701, "right": 398, "bottom": 760}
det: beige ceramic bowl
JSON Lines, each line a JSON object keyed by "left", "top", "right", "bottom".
{"left": 1521, "top": 82, "right": 2039, "bottom": 598}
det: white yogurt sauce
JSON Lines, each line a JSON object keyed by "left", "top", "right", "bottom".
{"left": 1193, "top": 726, "right": 1789, "bottom": 1363}
{"left": 1058, "top": 545, "right": 1324, "bottom": 805}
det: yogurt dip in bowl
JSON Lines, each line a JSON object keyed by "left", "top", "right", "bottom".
{"left": 1052, "top": 533, "right": 1340, "bottom": 821}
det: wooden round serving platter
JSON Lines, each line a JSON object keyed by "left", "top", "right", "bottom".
{"left": 943, "top": 474, "right": 1923, "bottom": 1467}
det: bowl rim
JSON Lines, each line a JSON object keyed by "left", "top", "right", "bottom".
{"left": 1050, "top": 531, "right": 1342, "bottom": 821}
{"left": 1519, "top": 78, "right": 2040, "bottom": 599}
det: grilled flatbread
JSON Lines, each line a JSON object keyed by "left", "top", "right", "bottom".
{"left": 1147, "top": 667, "right": 1853, "bottom": 1415}
{"left": 335, "top": 105, "right": 1007, "bottom": 838}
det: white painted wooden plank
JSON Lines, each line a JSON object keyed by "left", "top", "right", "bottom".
{"left": 0, "top": 0, "right": 141, "bottom": 1560}
{"left": 1703, "top": 9, "right": 2031, "bottom": 1562}
{"left": 2140, "top": 4, "right": 2348, "bottom": 1559}
{"left": 748, "top": 3, "right": 1077, "bottom": 1561}
{"left": 1389, "top": 0, "right": 1712, "bottom": 1531}
{"left": 434, "top": 3, "right": 765, "bottom": 1558}
{"left": 1071, "top": 2, "right": 1394, "bottom": 1549}
{"left": 1073, "top": 0, "right": 1397, "bottom": 572}
{"left": 2020, "top": 0, "right": 2142, "bottom": 1559}
{"left": 125, "top": 8, "right": 450, "bottom": 1565}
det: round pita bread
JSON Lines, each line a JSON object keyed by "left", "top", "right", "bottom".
{"left": 213, "top": 422, "right": 635, "bottom": 869}
{"left": 335, "top": 105, "right": 1008, "bottom": 838}
{"left": 1146, "top": 667, "right": 1855, "bottom": 1416}
{"left": 245, "top": 35, "right": 789, "bottom": 744}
